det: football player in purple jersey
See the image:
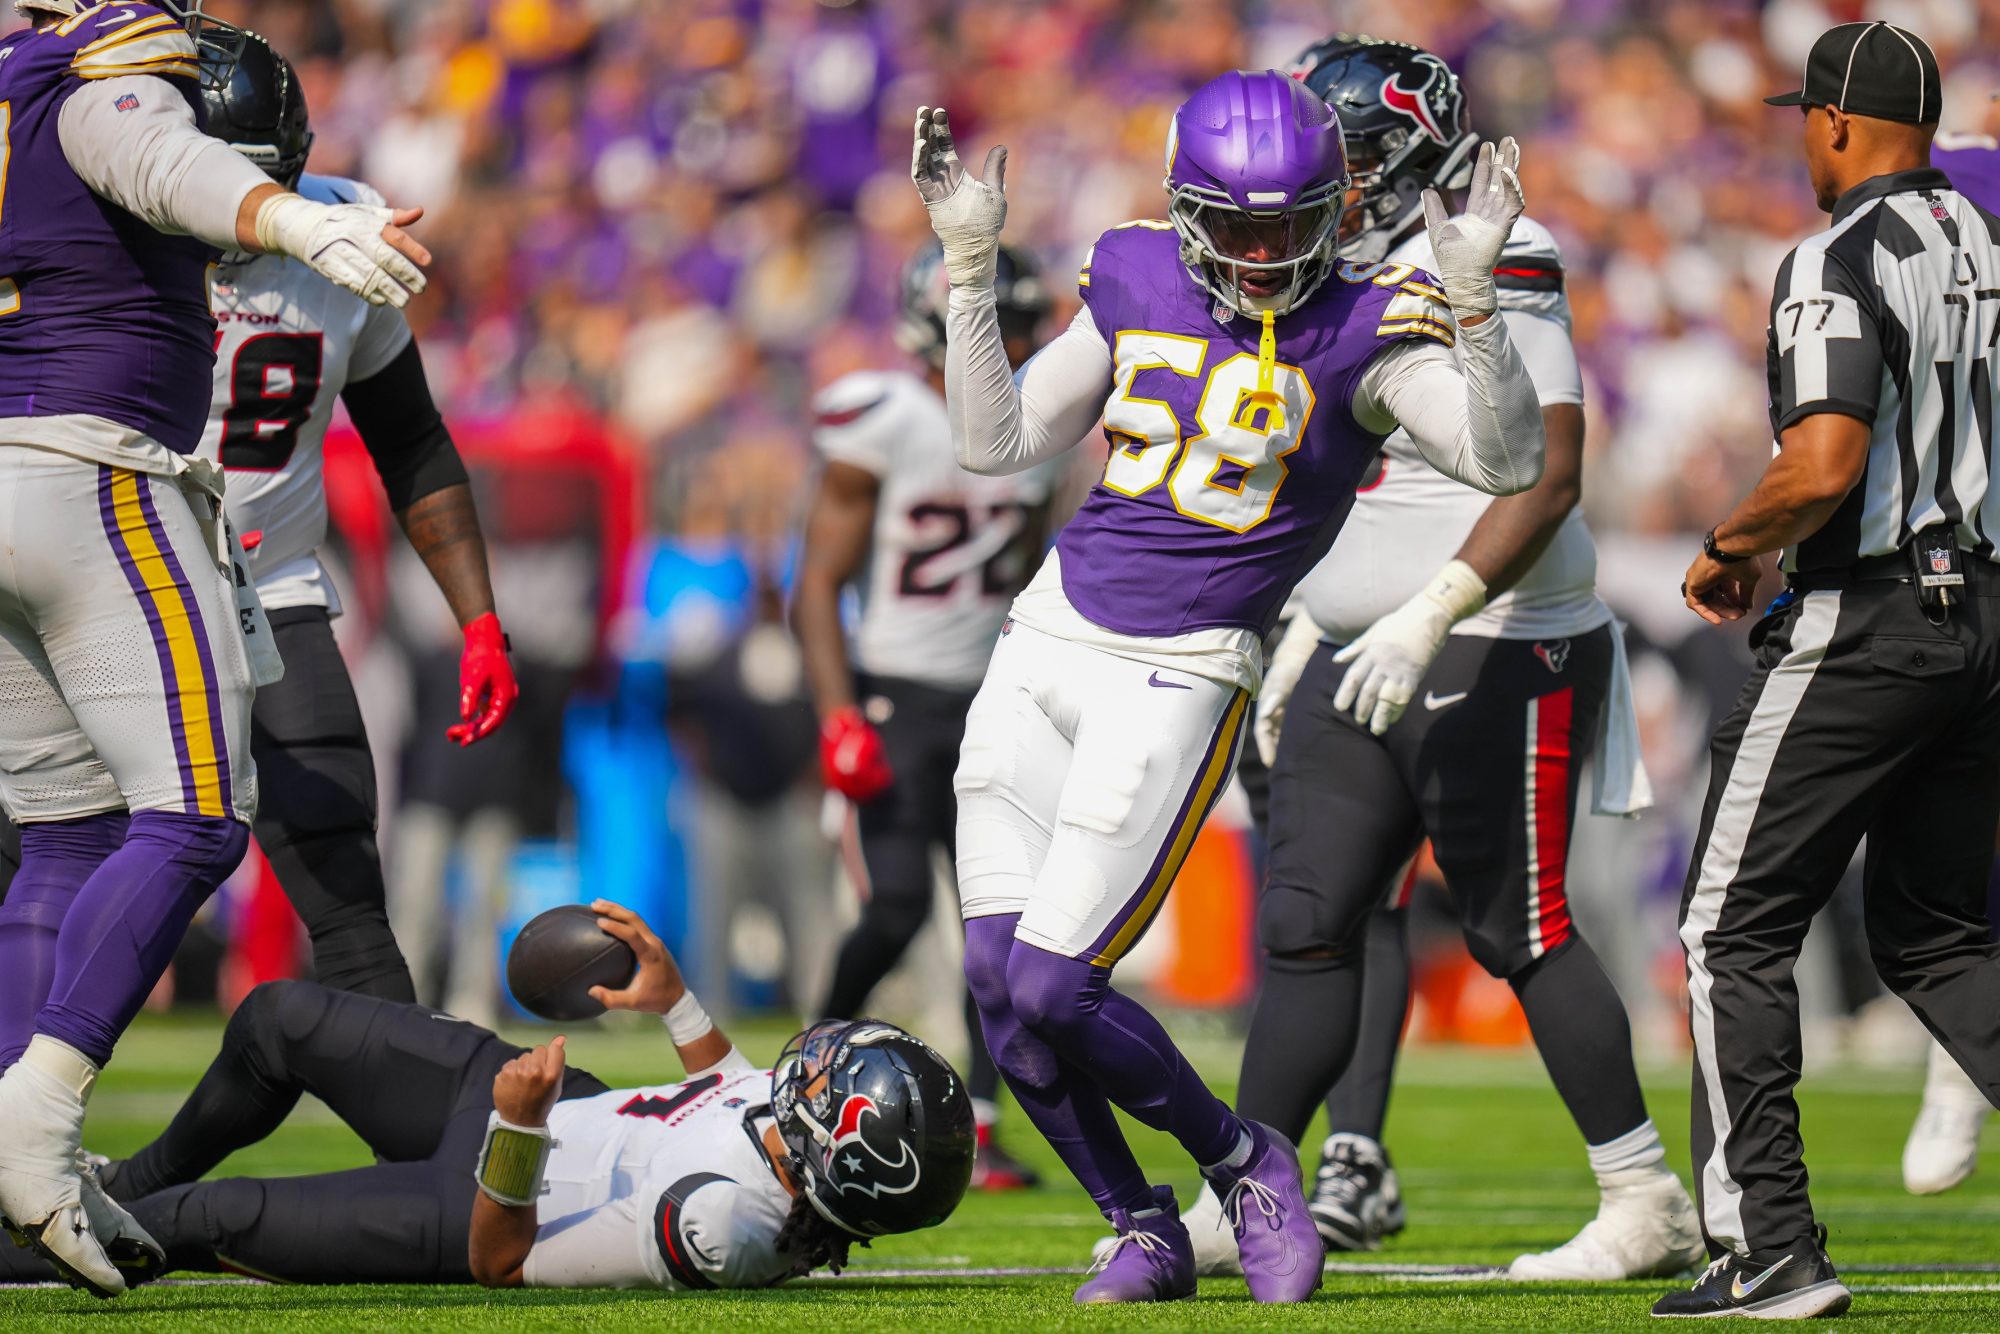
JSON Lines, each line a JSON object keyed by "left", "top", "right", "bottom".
{"left": 912, "top": 70, "right": 1547, "bottom": 1303}
{"left": 0, "top": 0, "right": 432, "bottom": 1299}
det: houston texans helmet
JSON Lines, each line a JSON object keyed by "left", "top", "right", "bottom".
{"left": 200, "top": 31, "right": 314, "bottom": 188}
{"left": 1292, "top": 35, "right": 1478, "bottom": 264}
{"left": 1165, "top": 69, "right": 1349, "bottom": 317}
{"left": 772, "top": 1019, "right": 975, "bottom": 1238}
{"left": 896, "top": 238, "right": 1050, "bottom": 370}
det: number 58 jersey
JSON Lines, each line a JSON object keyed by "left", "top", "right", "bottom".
{"left": 813, "top": 370, "right": 1060, "bottom": 692}
{"left": 196, "top": 174, "right": 414, "bottom": 613}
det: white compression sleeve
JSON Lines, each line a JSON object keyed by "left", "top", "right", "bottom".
{"left": 945, "top": 289, "right": 1112, "bottom": 475}
{"left": 1352, "top": 316, "right": 1546, "bottom": 497}
{"left": 58, "top": 76, "right": 267, "bottom": 250}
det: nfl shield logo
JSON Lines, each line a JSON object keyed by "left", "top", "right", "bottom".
{"left": 1929, "top": 546, "right": 1953, "bottom": 574}
{"left": 114, "top": 94, "right": 140, "bottom": 113}
{"left": 1932, "top": 203, "right": 1952, "bottom": 221}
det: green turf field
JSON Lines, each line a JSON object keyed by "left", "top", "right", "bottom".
{"left": 1, "top": 1011, "right": 1993, "bottom": 1330}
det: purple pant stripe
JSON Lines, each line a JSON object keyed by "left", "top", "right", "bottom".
{"left": 98, "top": 467, "right": 200, "bottom": 813}
{"left": 1083, "top": 688, "right": 1249, "bottom": 963}
{"left": 131, "top": 473, "right": 231, "bottom": 806}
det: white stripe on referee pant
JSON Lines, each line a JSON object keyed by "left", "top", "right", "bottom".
{"left": 1679, "top": 590, "right": 1841, "bottom": 1256}
{"left": 1523, "top": 694, "right": 1544, "bottom": 960}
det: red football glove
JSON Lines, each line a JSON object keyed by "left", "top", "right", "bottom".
{"left": 447, "top": 612, "right": 518, "bottom": 746}
{"left": 820, "top": 706, "right": 893, "bottom": 802}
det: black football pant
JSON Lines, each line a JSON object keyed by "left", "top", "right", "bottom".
{"left": 1682, "top": 578, "right": 2000, "bottom": 1260}
{"left": 1237, "top": 627, "right": 1652, "bottom": 1151}
{"left": 820, "top": 674, "right": 999, "bottom": 1108}
{"left": 252, "top": 607, "right": 414, "bottom": 1001}
{"left": 0, "top": 980, "right": 608, "bottom": 1284}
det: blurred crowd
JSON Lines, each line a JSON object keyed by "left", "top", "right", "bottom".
{"left": 117, "top": 0, "right": 2000, "bottom": 1050}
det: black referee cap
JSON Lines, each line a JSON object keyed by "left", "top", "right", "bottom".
{"left": 1766, "top": 21, "right": 1942, "bottom": 124}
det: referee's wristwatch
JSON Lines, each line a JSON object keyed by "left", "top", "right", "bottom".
{"left": 1703, "top": 528, "right": 1753, "bottom": 563}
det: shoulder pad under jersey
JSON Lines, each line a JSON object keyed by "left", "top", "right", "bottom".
{"left": 59, "top": 5, "right": 200, "bottom": 83}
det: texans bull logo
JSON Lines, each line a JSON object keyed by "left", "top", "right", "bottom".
{"left": 1379, "top": 55, "right": 1455, "bottom": 144}
{"left": 825, "top": 1094, "right": 920, "bottom": 1198}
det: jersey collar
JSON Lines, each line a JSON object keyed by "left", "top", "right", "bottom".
{"left": 1831, "top": 166, "right": 1954, "bottom": 223}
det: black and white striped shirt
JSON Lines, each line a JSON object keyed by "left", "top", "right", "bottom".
{"left": 1766, "top": 167, "right": 2000, "bottom": 570}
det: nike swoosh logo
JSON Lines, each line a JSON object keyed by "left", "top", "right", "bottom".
{"left": 1147, "top": 671, "right": 1192, "bottom": 690}
{"left": 1423, "top": 690, "right": 1469, "bottom": 711}
{"left": 1731, "top": 1254, "right": 1793, "bottom": 1300}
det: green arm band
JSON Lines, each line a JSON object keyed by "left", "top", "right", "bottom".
{"left": 476, "top": 1113, "right": 552, "bottom": 1208}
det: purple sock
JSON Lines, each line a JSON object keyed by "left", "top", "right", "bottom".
{"left": 36, "top": 811, "right": 248, "bottom": 1067}
{"left": 964, "top": 915, "right": 1154, "bottom": 1216}
{"left": 0, "top": 813, "right": 129, "bottom": 1069}
{"left": 1006, "top": 941, "right": 1244, "bottom": 1168}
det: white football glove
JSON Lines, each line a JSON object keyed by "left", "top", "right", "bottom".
{"left": 911, "top": 106, "right": 1007, "bottom": 289}
{"left": 1254, "top": 611, "right": 1323, "bottom": 768}
{"left": 1421, "top": 136, "right": 1524, "bottom": 318}
{"left": 254, "top": 194, "right": 427, "bottom": 308}
{"left": 1331, "top": 560, "right": 1488, "bottom": 736}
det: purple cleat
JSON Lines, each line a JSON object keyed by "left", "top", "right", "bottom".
{"left": 1206, "top": 1120, "right": 1322, "bottom": 1303}
{"left": 1074, "top": 1186, "right": 1196, "bottom": 1305}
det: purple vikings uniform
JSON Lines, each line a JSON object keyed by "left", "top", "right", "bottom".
{"left": 1937, "top": 139, "right": 2000, "bottom": 215}
{"left": 0, "top": 6, "right": 217, "bottom": 452}
{"left": 1057, "top": 222, "right": 1449, "bottom": 639}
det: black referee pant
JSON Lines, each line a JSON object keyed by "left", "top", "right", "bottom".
{"left": 0, "top": 980, "right": 607, "bottom": 1284}
{"left": 1682, "top": 572, "right": 2000, "bottom": 1260}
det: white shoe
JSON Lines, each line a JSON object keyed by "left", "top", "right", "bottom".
{"left": 1903, "top": 1040, "right": 1992, "bottom": 1196}
{"left": 1091, "top": 1183, "right": 1244, "bottom": 1277}
{"left": 0, "top": 1056, "right": 123, "bottom": 1298}
{"left": 1508, "top": 1172, "right": 1704, "bottom": 1281}
{"left": 76, "top": 1154, "right": 164, "bottom": 1286}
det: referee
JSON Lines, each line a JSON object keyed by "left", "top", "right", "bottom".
{"left": 1661, "top": 22, "right": 2000, "bottom": 1320}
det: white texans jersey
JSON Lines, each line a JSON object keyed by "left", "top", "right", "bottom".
{"left": 814, "top": 371, "right": 1060, "bottom": 692}
{"left": 1302, "top": 215, "right": 1611, "bottom": 644}
{"left": 196, "top": 174, "right": 414, "bottom": 613}
{"left": 522, "top": 1065, "right": 794, "bottom": 1291}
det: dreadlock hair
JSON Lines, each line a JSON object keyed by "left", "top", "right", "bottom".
{"left": 774, "top": 1192, "right": 868, "bottom": 1278}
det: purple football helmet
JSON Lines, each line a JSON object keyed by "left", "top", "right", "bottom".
{"left": 1166, "top": 70, "right": 1350, "bottom": 317}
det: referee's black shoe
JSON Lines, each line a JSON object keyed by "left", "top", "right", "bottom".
{"left": 1651, "top": 1227, "right": 1851, "bottom": 1320}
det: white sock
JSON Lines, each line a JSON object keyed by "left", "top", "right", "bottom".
{"left": 1586, "top": 1119, "right": 1668, "bottom": 1190}
{"left": 971, "top": 1097, "right": 999, "bottom": 1129}
{"left": 20, "top": 1035, "right": 99, "bottom": 1105}
{"left": 1203, "top": 1125, "right": 1255, "bottom": 1174}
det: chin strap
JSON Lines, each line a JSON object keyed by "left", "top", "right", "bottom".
{"left": 1243, "top": 308, "right": 1286, "bottom": 432}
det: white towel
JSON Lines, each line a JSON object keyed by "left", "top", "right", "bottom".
{"left": 173, "top": 459, "right": 284, "bottom": 689}
{"left": 1591, "top": 618, "right": 1653, "bottom": 817}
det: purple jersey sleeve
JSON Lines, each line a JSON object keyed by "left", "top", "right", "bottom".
{"left": 0, "top": 5, "right": 217, "bottom": 452}
{"left": 1938, "top": 143, "right": 2000, "bottom": 217}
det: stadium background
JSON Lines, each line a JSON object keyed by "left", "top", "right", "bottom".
{"left": 42, "top": 0, "right": 2000, "bottom": 1069}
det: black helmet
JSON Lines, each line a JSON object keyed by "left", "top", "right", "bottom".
{"left": 1291, "top": 35, "right": 1477, "bottom": 263}
{"left": 771, "top": 1019, "right": 975, "bottom": 1239}
{"left": 895, "top": 239, "right": 1050, "bottom": 370}
{"left": 200, "top": 30, "right": 313, "bottom": 189}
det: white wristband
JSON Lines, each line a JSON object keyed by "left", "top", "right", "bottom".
{"left": 1419, "top": 559, "right": 1489, "bottom": 625}
{"left": 663, "top": 990, "right": 715, "bottom": 1046}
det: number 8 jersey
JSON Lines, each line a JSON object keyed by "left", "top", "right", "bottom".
{"left": 196, "top": 174, "right": 414, "bottom": 612}
{"left": 812, "top": 369, "right": 1060, "bottom": 692}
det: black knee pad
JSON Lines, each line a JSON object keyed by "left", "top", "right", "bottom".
{"left": 254, "top": 740, "right": 377, "bottom": 843}
{"left": 1258, "top": 881, "right": 1352, "bottom": 957}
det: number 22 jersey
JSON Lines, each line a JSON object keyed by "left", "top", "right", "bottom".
{"left": 196, "top": 173, "right": 414, "bottom": 612}
{"left": 813, "top": 370, "right": 1060, "bottom": 692}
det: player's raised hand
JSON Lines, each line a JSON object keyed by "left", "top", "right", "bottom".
{"left": 492, "top": 1035, "right": 566, "bottom": 1127}
{"left": 911, "top": 106, "right": 1008, "bottom": 288}
{"left": 1421, "top": 136, "right": 1524, "bottom": 318}
{"left": 588, "top": 899, "right": 686, "bottom": 1016}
